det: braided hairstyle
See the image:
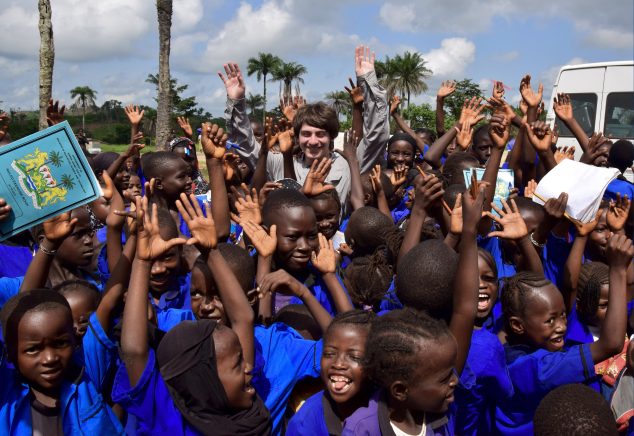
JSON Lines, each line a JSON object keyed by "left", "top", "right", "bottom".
{"left": 344, "top": 249, "right": 394, "bottom": 309}
{"left": 501, "top": 271, "right": 552, "bottom": 333}
{"left": 364, "top": 308, "right": 451, "bottom": 387}
{"left": 324, "top": 309, "right": 376, "bottom": 343}
{"left": 576, "top": 262, "right": 609, "bottom": 325}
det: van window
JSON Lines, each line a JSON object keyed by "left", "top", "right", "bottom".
{"left": 604, "top": 92, "right": 634, "bottom": 139}
{"left": 555, "top": 93, "right": 597, "bottom": 137}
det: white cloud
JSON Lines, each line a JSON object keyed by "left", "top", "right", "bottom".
{"left": 422, "top": 38, "right": 476, "bottom": 77}
{"left": 0, "top": 1, "right": 154, "bottom": 62}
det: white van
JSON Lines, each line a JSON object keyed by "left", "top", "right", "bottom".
{"left": 545, "top": 60, "right": 634, "bottom": 152}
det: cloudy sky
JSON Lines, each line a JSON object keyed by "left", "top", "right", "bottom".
{"left": 0, "top": 0, "right": 632, "bottom": 116}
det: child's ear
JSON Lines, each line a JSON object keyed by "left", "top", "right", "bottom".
{"left": 508, "top": 316, "right": 525, "bottom": 336}
{"left": 389, "top": 380, "right": 408, "bottom": 403}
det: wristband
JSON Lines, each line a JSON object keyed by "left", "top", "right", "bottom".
{"left": 529, "top": 232, "right": 546, "bottom": 248}
{"left": 39, "top": 244, "right": 57, "bottom": 256}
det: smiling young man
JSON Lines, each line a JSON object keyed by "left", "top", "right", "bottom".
{"left": 222, "top": 46, "right": 389, "bottom": 207}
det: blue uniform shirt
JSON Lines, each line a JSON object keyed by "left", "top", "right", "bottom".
{"left": 455, "top": 328, "right": 514, "bottom": 436}
{"left": 495, "top": 343, "right": 597, "bottom": 435}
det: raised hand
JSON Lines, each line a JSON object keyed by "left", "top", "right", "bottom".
{"left": 302, "top": 158, "right": 335, "bottom": 196}
{"left": 607, "top": 193, "right": 631, "bottom": 232}
{"left": 606, "top": 233, "right": 634, "bottom": 270}
{"left": 124, "top": 105, "right": 144, "bottom": 127}
{"left": 459, "top": 97, "right": 486, "bottom": 127}
{"left": 489, "top": 114, "right": 510, "bottom": 149}
{"left": 344, "top": 77, "right": 364, "bottom": 105}
{"left": 176, "top": 193, "right": 216, "bottom": 250}
{"left": 176, "top": 116, "right": 193, "bottom": 138}
{"left": 390, "top": 164, "right": 408, "bottom": 187}
{"left": 46, "top": 99, "right": 65, "bottom": 126}
{"left": 355, "top": 45, "right": 375, "bottom": 77}
{"left": 390, "top": 95, "right": 402, "bottom": 115}
{"left": 257, "top": 269, "right": 305, "bottom": 299}
{"left": 43, "top": 211, "right": 79, "bottom": 245}
{"left": 218, "top": 63, "right": 246, "bottom": 100}
{"left": 0, "top": 112, "right": 10, "bottom": 142}
{"left": 486, "top": 199, "right": 528, "bottom": 240}
{"left": 519, "top": 74, "right": 543, "bottom": 108}
{"left": 280, "top": 95, "right": 305, "bottom": 123}
{"left": 230, "top": 183, "right": 262, "bottom": 225}
{"left": 554, "top": 145, "right": 575, "bottom": 164}
{"left": 0, "top": 198, "right": 11, "bottom": 221}
{"left": 311, "top": 233, "right": 336, "bottom": 274}
{"left": 492, "top": 81, "right": 505, "bottom": 99}
{"left": 553, "top": 93, "right": 573, "bottom": 122}
{"left": 241, "top": 220, "right": 276, "bottom": 258}
{"left": 525, "top": 120, "right": 553, "bottom": 152}
{"left": 456, "top": 121, "right": 474, "bottom": 150}
{"left": 437, "top": 80, "right": 456, "bottom": 98}
{"left": 200, "top": 122, "right": 227, "bottom": 160}
{"left": 136, "top": 196, "right": 186, "bottom": 261}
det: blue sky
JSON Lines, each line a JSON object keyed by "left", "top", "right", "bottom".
{"left": 0, "top": 0, "right": 631, "bottom": 117}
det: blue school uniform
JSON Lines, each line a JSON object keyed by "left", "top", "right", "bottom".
{"left": 495, "top": 343, "right": 597, "bottom": 435}
{"left": 253, "top": 323, "right": 323, "bottom": 436}
{"left": 455, "top": 328, "right": 514, "bottom": 436}
{"left": 0, "top": 314, "right": 124, "bottom": 435}
{"left": 286, "top": 390, "right": 329, "bottom": 436}
{"left": 0, "top": 244, "right": 34, "bottom": 278}
{"left": 111, "top": 348, "right": 198, "bottom": 435}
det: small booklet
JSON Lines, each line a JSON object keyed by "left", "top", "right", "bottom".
{"left": 0, "top": 121, "right": 101, "bottom": 241}
{"left": 463, "top": 167, "right": 514, "bottom": 212}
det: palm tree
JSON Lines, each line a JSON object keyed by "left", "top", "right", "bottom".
{"left": 38, "top": 0, "right": 54, "bottom": 131}
{"left": 247, "top": 53, "right": 282, "bottom": 123}
{"left": 69, "top": 86, "right": 97, "bottom": 131}
{"left": 271, "top": 61, "right": 307, "bottom": 102}
{"left": 155, "top": 0, "right": 173, "bottom": 150}
{"left": 246, "top": 93, "right": 265, "bottom": 115}
{"left": 325, "top": 91, "right": 351, "bottom": 120}
{"left": 382, "top": 52, "right": 432, "bottom": 108}
{"left": 60, "top": 174, "right": 75, "bottom": 190}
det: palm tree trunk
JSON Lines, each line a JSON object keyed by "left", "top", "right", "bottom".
{"left": 262, "top": 73, "right": 267, "bottom": 125}
{"left": 38, "top": 0, "right": 54, "bottom": 131}
{"left": 156, "top": 0, "right": 173, "bottom": 150}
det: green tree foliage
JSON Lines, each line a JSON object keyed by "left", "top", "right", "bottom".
{"left": 443, "top": 79, "right": 484, "bottom": 119}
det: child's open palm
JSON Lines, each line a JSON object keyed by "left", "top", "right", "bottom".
{"left": 311, "top": 233, "right": 336, "bottom": 274}
{"left": 302, "top": 158, "right": 335, "bottom": 196}
{"left": 231, "top": 184, "right": 262, "bottom": 225}
{"left": 136, "top": 196, "right": 185, "bottom": 261}
{"left": 486, "top": 199, "right": 528, "bottom": 240}
{"left": 176, "top": 193, "right": 217, "bottom": 250}
{"left": 242, "top": 220, "right": 277, "bottom": 258}
{"left": 607, "top": 193, "right": 630, "bottom": 232}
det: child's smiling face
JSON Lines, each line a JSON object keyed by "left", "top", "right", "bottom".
{"left": 515, "top": 283, "right": 567, "bottom": 352}
{"left": 271, "top": 205, "right": 319, "bottom": 272}
{"left": 16, "top": 307, "right": 75, "bottom": 395}
{"left": 321, "top": 324, "right": 369, "bottom": 404}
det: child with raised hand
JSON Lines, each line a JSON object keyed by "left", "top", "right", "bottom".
{"left": 287, "top": 310, "right": 376, "bottom": 436}
{"left": 494, "top": 233, "right": 633, "bottom": 435}
{"left": 112, "top": 194, "right": 271, "bottom": 435}
{"left": 343, "top": 184, "right": 485, "bottom": 435}
{"left": 0, "top": 289, "right": 124, "bottom": 434}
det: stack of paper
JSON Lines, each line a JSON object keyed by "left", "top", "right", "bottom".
{"left": 533, "top": 159, "right": 619, "bottom": 223}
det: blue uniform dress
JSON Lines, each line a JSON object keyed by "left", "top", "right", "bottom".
{"left": 495, "top": 343, "right": 597, "bottom": 435}
{"left": 111, "top": 348, "right": 198, "bottom": 435}
{"left": 455, "top": 328, "right": 514, "bottom": 436}
{"left": 151, "top": 312, "right": 322, "bottom": 436}
{"left": 0, "top": 313, "right": 124, "bottom": 435}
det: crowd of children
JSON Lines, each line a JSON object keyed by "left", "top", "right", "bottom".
{"left": 1, "top": 45, "right": 633, "bottom": 435}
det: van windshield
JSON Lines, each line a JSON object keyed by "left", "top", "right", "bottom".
{"left": 604, "top": 92, "right": 634, "bottom": 139}
{"left": 555, "top": 93, "right": 597, "bottom": 137}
